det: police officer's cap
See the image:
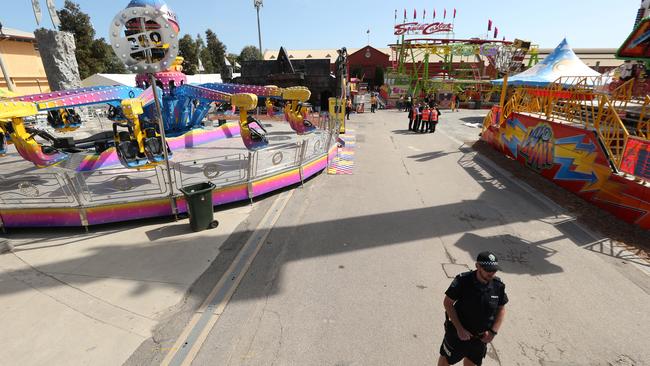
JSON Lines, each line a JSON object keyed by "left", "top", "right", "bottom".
{"left": 476, "top": 251, "right": 500, "bottom": 271}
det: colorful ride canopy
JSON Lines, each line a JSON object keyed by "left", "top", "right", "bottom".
{"left": 492, "top": 39, "right": 601, "bottom": 86}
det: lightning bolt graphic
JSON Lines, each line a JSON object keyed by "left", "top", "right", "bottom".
{"left": 501, "top": 118, "right": 527, "bottom": 157}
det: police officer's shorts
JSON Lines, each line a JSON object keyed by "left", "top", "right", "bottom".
{"left": 439, "top": 323, "right": 487, "bottom": 365}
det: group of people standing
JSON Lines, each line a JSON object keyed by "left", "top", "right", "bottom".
{"left": 408, "top": 101, "right": 441, "bottom": 134}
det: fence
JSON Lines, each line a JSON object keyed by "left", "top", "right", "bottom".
{"left": 0, "top": 124, "right": 341, "bottom": 228}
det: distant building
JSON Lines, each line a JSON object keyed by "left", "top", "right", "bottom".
{"left": 265, "top": 46, "right": 623, "bottom": 78}
{"left": 0, "top": 27, "right": 50, "bottom": 94}
{"left": 238, "top": 47, "right": 336, "bottom": 111}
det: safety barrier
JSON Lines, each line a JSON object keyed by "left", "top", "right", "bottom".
{"left": 484, "top": 76, "right": 636, "bottom": 171}
{"left": 0, "top": 124, "right": 341, "bottom": 228}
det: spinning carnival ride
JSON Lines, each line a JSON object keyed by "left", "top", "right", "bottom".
{"left": 0, "top": 0, "right": 317, "bottom": 170}
{"left": 0, "top": 0, "right": 338, "bottom": 229}
{"left": 387, "top": 36, "right": 538, "bottom": 104}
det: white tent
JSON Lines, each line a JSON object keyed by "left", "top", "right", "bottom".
{"left": 82, "top": 73, "right": 242, "bottom": 88}
{"left": 493, "top": 39, "right": 602, "bottom": 86}
{"left": 81, "top": 74, "right": 137, "bottom": 87}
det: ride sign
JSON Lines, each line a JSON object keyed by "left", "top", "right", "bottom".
{"left": 394, "top": 22, "right": 453, "bottom": 36}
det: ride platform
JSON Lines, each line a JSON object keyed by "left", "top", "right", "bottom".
{"left": 0, "top": 118, "right": 338, "bottom": 229}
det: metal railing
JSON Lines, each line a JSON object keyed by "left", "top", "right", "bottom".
{"left": 0, "top": 122, "right": 341, "bottom": 227}
{"left": 483, "top": 76, "right": 636, "bottom": 170}
{"left": 636, "top": 96, "right": 650, "bottom": 139}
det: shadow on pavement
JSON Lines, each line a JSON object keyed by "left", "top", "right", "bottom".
{"left": 408, "top": 151, "right": 460, "bottom": 162}
{"left": 454, "top": 233, "right": 563, "bottom": 275}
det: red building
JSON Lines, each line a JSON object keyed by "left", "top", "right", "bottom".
{"left": 346, "top": 46, "right": 391, "bottom": 89}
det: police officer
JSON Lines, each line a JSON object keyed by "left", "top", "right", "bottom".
{"left": 438, "top": 251, "right": 508, "bottom": 366}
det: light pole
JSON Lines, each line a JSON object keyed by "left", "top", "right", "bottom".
{"left": 254, "top": 0, "right": 263, "bottom": 59}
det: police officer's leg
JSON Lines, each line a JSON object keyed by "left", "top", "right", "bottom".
{"left": 439, "top": 329, "right": 465, "bottom": 365}
{"left": 463, "top": 339, "right": 487, "bottom": 366}
{"left": 408, "top": 115, "right": 414, "bottom": 131}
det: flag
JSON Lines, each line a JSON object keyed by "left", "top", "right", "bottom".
{"left": 488, "top": 19, "right": 492, "bottom": 31}
{"left": 453, "top": 8, "right": 457, "bottom": 19}
{"left": 433, "top": 9, "right": 436, "bottom": 19}
{"left": 413, "top": 9, "right": 417, "bottom": 20}
{"left": 423, "top": 9, "right": 426, "bottom": 20}
{"left": 394, "top": 9, "right": 397, "bottom": 21}
{"left": 494, "top": 27, "right": 498, "bottom": 38}
{"left": 502, "top": 36, "right": 506, "bottom": 41}
{"left": 404, "top": 9, "right": 406, "bottom": 19}
{"left": 444, "top": 8, "right": 447, "bottom": 19}
{"left": 367, "top": 29, "right": 370, "bottom": 34}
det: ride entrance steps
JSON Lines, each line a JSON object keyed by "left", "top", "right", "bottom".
{"left": 328, "top": 130, "right": 356, "bottom": 175}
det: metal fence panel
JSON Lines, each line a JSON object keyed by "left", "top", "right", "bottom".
{"left": 0, "top": 172, "right": 77, "bottom": 207}
{"left": 302, "top": 131, "right": 330, "bottom": 162}
{"left": 253, "top": 143, "right": 301, "bottom": 178}
{"left": 73, "top": 166, "right": 169, "bottom": 205}
{"left": 174, "top": 153, "right": 249, "bottom": 189}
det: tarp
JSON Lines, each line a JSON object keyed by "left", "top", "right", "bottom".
{"left": 82, "top": 74, "right": 137, "bottom": 88}
{"left": 82, "top": 73, "right": 242, "bottom": 88}
{"left": 492, "top": 39, "right": 601, "bottom": 86}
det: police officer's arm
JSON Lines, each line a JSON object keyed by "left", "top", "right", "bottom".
{"left": 492, "top": 306, "right": 506, "bottom": 334}
{"left": 443, "top": 296, "right": 471, "bottom": 341}
{"left": 481, "top": 306, "right": 506, "bottom": 343}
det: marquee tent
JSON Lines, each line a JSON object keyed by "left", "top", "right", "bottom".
{"left": 492, "top": 39, "right": 601, "bottom": 86}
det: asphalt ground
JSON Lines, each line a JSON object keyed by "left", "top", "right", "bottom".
{"left": 129, "top": 109, "right": 649, "bottom": 366}
{"left": 1, "top": 109, "right": 648, "bottom": 366}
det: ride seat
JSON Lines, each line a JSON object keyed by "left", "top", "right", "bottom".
{"left": 143, "top": 127, "right": 164, "bottom": 160}
{"left": 47, "top": 111, "right": 65, "bottom": 129}
{"left": 116, "top": 131, "right": 139, "bottom": 161}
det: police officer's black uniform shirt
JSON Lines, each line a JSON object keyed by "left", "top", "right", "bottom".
{"left": 445, "top": 270, "right": 508, "bottom": 335}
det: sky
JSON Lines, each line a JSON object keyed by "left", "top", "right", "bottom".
{"left": 0, "top": 0, "right": 642, "bottom": 54}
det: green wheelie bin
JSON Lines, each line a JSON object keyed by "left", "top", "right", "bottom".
{"left": 180, "top": 182, "right": 219, "bottom": 232}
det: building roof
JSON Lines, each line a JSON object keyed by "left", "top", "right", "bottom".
{"left": 264, "top": 48, "right": 391, "bottom": 63}
{"left": 0, "top": 27, "right": 36, "bottom": 41}
{"left": 267, "top": 45, "right": 623, "bottom": 69}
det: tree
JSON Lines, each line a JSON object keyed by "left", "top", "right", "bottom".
{"left": 178, "top": 34, "right": 199, "bottom": 75}
{"left": 238, "top": 45, "right": 261, "bottom": 63}
{"left": 226, "top": 53, "right": 238, "bottom": 72}
{"left": 57, "top": 0, "right": 99, "bottom": 79}
{"left": 57, "top": 1, "right": 127, "bottom": 78}
{"left": 205, "top": 29, "right": 227, "bottom": 74}
{"left": 196, "top": 34, "right": 214, "bottom": 73}
{"left": 91, "top": 38, "right": 127, "bottom": 74}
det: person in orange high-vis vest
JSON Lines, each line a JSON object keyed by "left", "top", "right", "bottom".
{"left": 409, "top": 103, "right": 417, "bottom": 131}
{"left": 429, "top": 103, "right": 441, "bottom": 133}
{"left": 420, "top": 106, "right": 430, "bottom": 133}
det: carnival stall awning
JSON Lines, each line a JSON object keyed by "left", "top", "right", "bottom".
{"left": 492, "top": 39, "right": 601, "bottom": 86}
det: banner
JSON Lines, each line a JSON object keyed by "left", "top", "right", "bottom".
{"left": 620, "top": 137, "right": 650, "bottom": 179}
{"left": 32, "top": 0, "right": 42, "bottom": 25}
{"left": 394, "top": 22, "right": 453, "bottom": 36}
{"left": 45, "top": 0, "right": 60, "bottom": 29}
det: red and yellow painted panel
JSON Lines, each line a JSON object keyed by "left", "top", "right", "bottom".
{"left": 620, "top": 137, "right": 650, "bottom": 180}
{"left": 482, "top": 112, "right": 650, "bottom": 229}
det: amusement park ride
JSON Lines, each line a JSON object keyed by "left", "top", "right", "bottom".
{"left": 0, "top": 0, "right": 318, "bottom": 170}
{"left": 0, "top": 0, "right": 344, "bottom": 229}
{"left": 478, "top": 10, "right": 650, "bottom": 230}
{"left": 387, "top": 13, "right": 539, "bottom": 104}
